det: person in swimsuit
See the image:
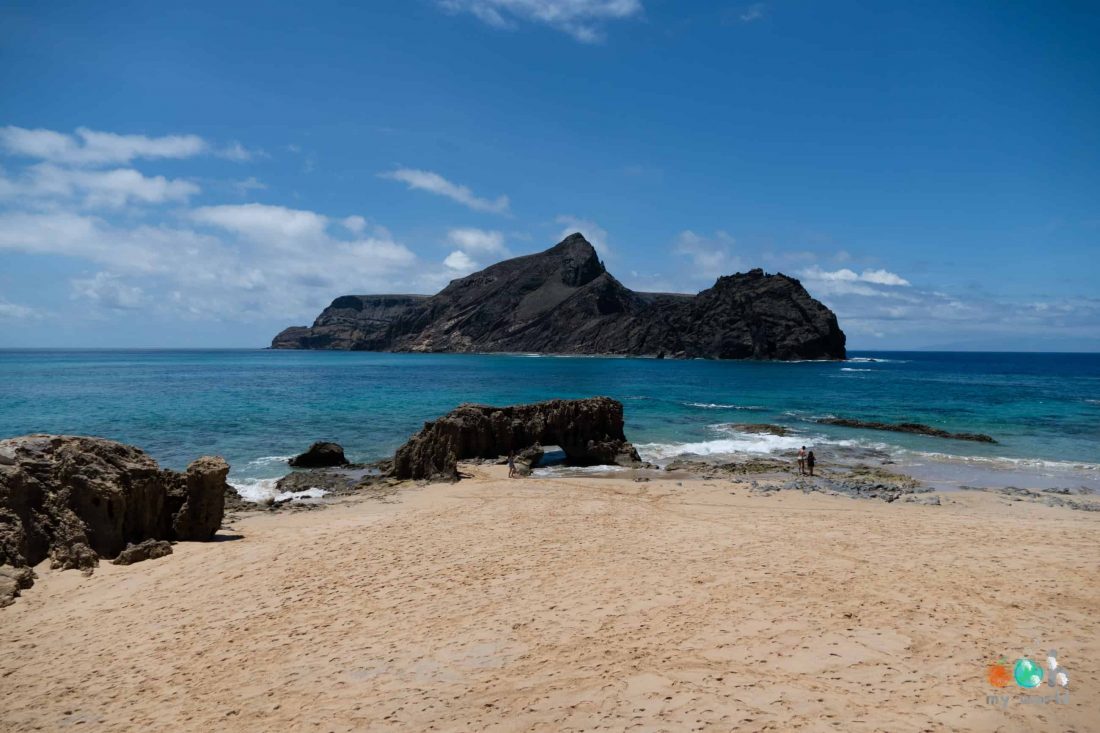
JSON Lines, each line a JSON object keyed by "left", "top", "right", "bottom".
{"left": 807, "top": 450, "right": 816, "bottom": 477}
{"left": 507, "top": 450, "right": 517, "bottom": 479}
{"left": 797, "top": 446, "right": 806, "bottom": 475}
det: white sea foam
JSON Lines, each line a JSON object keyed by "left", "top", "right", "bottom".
{"left": 636, "top": 420, "right": 880, "bottom": 461}
{"left": 531, "top": 465, "right": 629, "bottom": 477}
{"left": 847, "top": 356, "right": 909, "bottom": 364}
{"left": 901, "top": 450, "right": 1100, "bottom": 474}
{"left": 274, "top": 487, "right": 328, "bottom": 502}
{"left": 782, "top": 410, "right": 837, "bottom": 421}
{"left": 639, "top": 430, "right": 805, "bottom": 460}
{"left": 246, "top": 455, "right": 294, "bottom": 467}
{"left": 684, "top": 402, "right": 766, "bottom": 410}
{"left": 229, "top": 478, "right": 279, "bottom": 502}
{"left": 229, "top": 478, "right": 330, "bottom": 503}
{"left": 839, "top": 367, "right": 875, "bottom": 372}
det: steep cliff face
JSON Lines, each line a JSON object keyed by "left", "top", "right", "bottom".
{"left": 271, "top": 295, "right": 429, "bottom": 350}
{"left": 272, "top": 233, "right": 846, "bottom": 360}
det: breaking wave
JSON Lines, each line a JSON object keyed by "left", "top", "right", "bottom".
{"left": 229, "top": 478, "right": 328, "bottom": 503}
{"left": 638, "top": 424, "right": 813, "bottom": 460}
{"left": 246, "top": 455, "right": 294, "bottom": 467}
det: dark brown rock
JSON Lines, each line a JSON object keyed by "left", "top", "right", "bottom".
{"left": 664, "top": 457, "right": 791, "bottom": 476}
{"left": 288, "top": 441, "right": 349, "bottom": 468}
{"left": 513, "top": 445, "right": 545, "bottom": 476}
{"left": 727, "top": 424, "right": 792, "bottom": 436}
{"left": 224, "top": 484, "right": 253, "bottom": 512}
{"left": 0, "top": 565, "right": 35, "bottom": 607}
{"left": 818, "top": 418, "right": 996, "bottom": 443}
{"left": 111, "top": 539, "right": 173, "bottom": 566}
{"left": 391, "top": 398, "right": 641, "bottom": 481}
{"left": 0, "top": 435, "right": 229, "bottom": 602}
{"left": 169, "top": 456, "right": 229, "bottom": 541}
{"left": 273, "top": 233, "right": 845, "bottom": 361}
{"left": 274, "top": 463, "right": 386, "bottom": 497}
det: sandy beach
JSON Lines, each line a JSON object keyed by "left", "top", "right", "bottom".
{"left": 2, "top": 467, "right": 1098, "bottom": 732}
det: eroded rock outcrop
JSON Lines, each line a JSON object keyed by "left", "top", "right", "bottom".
{"left": 0, "top": 435, "right": 229, "bottom": 602}
{"left": 273, "top": 233, "right": 846, "bottom": 361}
{"left": 169, "top": 456, "right": 229, "bottom": 541}
{"left": 391, "top": 397, "right": 641, "bottom": 480}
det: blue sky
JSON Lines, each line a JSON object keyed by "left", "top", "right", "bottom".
{"left": 1, "top": 0, "right": 1097, "bottom": 350}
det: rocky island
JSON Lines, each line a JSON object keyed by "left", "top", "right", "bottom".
{"left": 273, "top": 233, "right": 846, "bottom": 360}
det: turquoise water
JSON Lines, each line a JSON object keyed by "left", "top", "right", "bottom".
{"left": 1, "top": 349, "right": 1098, "bottom": 497}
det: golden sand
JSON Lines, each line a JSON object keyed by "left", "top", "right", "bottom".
{"left": 2, "top": 466, "right": 1097, "bottom": 732}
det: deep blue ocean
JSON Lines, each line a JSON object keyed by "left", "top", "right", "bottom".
{"left": 2, "top": 349, "right": 1097, "bottom": 499}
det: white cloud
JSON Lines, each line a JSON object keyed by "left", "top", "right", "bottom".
{"left": 0, "top": 163, "right": 199, "bottom": 208}
{"left": 343, "top": 215, "right": 367, "bottom": 234}
{"left": 673, "top": 229, "right": 742, "bottom": 274}
{"left": 217, "top": 141, "right": 263, "bottom": 162}
{"left": 191, "top": 203, "right": 330, "bottom": 248}
{"left": 446, "top": 227, "right": 508, "bottom": 255}
{"left": 437, "top": 0, "right": 643, "bottom": 43}
{"left": 381, "top": 168, "right": 509, "bottom": 213}
{"left": 443, "top": 250, "right": 478, "bottom": 273}
{"left": 232, "top": 176, "right": 267, "bottom": 195}
{"left": 799, "top": 265, "right": 910, "bottom": 287}
{"left": 0, "top": 126, "right": 208, "bottom": 166}
{"left": 784, "top": 262, "right": 1098, "bottom": 347}
{"left": 71, "top": 272, "right": 146, "bottom": 310}
{"left": 439, "top": 229, "right": 510, "bottom": 275}
{"left": 0, "top": 128, "right": 458, "bottom": 326}
{"left": 556, "top": 215, "right": 610, "bottom": 255}
{"left": 739, "top": 3, "right": 765, "bottom": 22}
{"left": 0, "top": 210, "right": 226, "bottom": 274}
{"left": 0, "top": 297, "right": 37, "bottom": 320}
{"left": 0, "top": 205, "right": 421, "bottom": 321}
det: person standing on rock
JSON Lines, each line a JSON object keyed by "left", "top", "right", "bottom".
{"left": 806, "top": 450, "right": 816, "bottom": 477}
{"left": 797, "top": 446, "right": 806, "bottom": 475}
{"left": 507, "top": 450, "right": 517, "bottom": 479}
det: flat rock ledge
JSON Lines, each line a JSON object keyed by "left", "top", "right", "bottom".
{"left": 818, "top": 418, "right": 996, "bottom": 443}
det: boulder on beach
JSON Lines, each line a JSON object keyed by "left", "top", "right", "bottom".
{"left": 391, "top": 397, "right": 641, "bottom": 481}
{"left": 0, "top": 434, "right": 230, "bottom": 602}
{"left": 288, "top": 441, "right": 349, "bottom": 468}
